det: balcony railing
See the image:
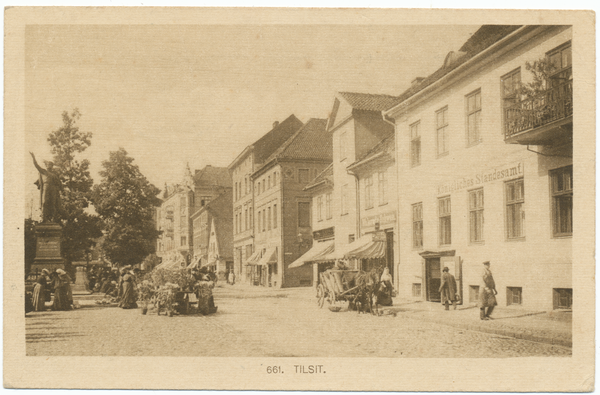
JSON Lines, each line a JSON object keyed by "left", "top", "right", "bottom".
{"left": 504, "top": 79, "right": 573, "bottom": 140}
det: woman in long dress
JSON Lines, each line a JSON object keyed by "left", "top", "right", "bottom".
{"left": 118, "top": 270, "right": 138, "bottom": 309}
{"left": 32, "top": 269, "right": 49, "bottom": 311}
{"left": 51, "top": 270, "right": 70, "bottom": 311}
{"left": 377, "top": 267, "right": 394, "bottom": 306}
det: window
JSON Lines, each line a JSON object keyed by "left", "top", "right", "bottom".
{"left": 181, "top": 236, "right": 187, "bottom": 246}
{"left": 469, "top": 188, "right": 484, "bottom": 242}
{"left": 553, "top": 288, "right": 572, "bottom": 309}
{"left": 267, "top": 207, "right": 272, "bottom": 230}
{"left": 262, "top": 179, "right": 266, "bottom": 193}
{"left": 249, "top": 210, "right": 253, "bottom": 230}
{"left": 469, "top": 286, "right": 480, "bottom": 303}
{"left": 298, "top": 202, "right": 311, "bottom": 228}
{"left": 365, "top": 175, "right": 374, "bottom": 209}
{"left": 506, "top": 287, "right": 522, "bottom": 306}
{"left": 234, "top": 183, "right": 238, "bottom": 200}
{"left": 501, "top": 68, "right": 521, "bottom": 126}
{"left": 348, "top": 234, "right": 355, "bottom": 243}
{"left": 317, "top": 196, "right": 323, "bottom": 221}
{"left": 235, "top": 213, "right": 238, "bottom": 234}
{"left": 273, "top": 204, "right": 277, "bottom": 229}
{"left": 412, "top": 203, "right": 423, "bottom": 249}
{"left": 340, "top": 131, "right": 348, "bottom": 161}
{"left": 551, "top": 166, "right": 572, "bottom": 237}
{"left": 273, "top": 171, "right": 277, "bottom": 187}
{"left": 257, "top": 210, "right": 261, "bottom": 233}
{"left": 245, "top": 177, "right": 248, "bottom": 195}
{"left": 410, "top": 121, "right": 421, "bottom": 167}
{"left": 268, "top": 175, "right": 271, "bottom": 189}
{"left": 325, "top": 193, "right": 332, "bottom": 219}
{"left": 298, "top": 169, "right": 310, "bottom": 184}
{"left": 438, "top": 196, "right": 451, "bottom": 245}
{"left": 262, "top": 210, "right": 266, "bottom": 232}
{"left": 436, "top": 107, "right": 449, "bottom": 156}
{"left": 466, "top": 89, "right": 482, "bottom": 146}
{"left": 547, "top": 42, "right": 572, "bottom": 87}
{"left": 412, "top": 283, "right": 422, "bottom": 297}
{"left": 378, "top": 171, "right": 387, "bottom": 205}
{"left": 245, "top": 209, "right": 248, "bottom": 231}
{"left": 505, "top": 178, "right": 525, "bottom": 239}
{"left": 257, "top": 181, "right": 260, "bottom": 195}
{"left": 341, "top": 184, "right": 348, "bottom": 215}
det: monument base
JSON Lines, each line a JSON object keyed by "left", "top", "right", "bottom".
{"left": 71, "top": 265, "right": 90, "bottom": 294}
{"left": 32, "top": 222, "right": 64, "bottom": 273}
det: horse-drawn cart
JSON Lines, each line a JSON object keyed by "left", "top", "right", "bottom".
{"left": 316, "top": 269, "right": 361, "bottom": 308}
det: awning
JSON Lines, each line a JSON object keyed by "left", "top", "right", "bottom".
{"left": 342, "top": 234, "right": 386, "bottom": 260}
{"left": 256, "top": 247, "right": 277, "bottom": 266}
{"left": 187, "top": 255, "right": 203, "bottom": 269}
{"left": 289, "top": 240, "right": 335, "bottom": 268}
{"left": 246, "top": 250, "right": 262, "bottom": 265}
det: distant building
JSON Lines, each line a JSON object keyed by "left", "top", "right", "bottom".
{"left": 228, "top": 115, "right": 304, "bottom": 284}
{"left": 250, "top": 118, "right": 332, "bottom": 288}
{"left": 156, "top": 164, "right": 231, "bottom": 269}
{"left": 384, "top": 25, "right": 573, "bottom": 310}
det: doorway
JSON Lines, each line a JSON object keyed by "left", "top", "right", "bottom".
{"left": 426, "top": 258, "right": 441, "bottom": 302}
{"left": 385, "top": 230, "right": 394, "bottom": 282}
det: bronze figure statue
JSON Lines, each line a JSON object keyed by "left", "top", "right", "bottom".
{"left": 30, "top": 152, "right": 61, "bottom": 222}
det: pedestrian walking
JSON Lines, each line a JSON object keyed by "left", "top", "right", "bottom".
{"left": 118, "top": 269, "right": 138, "bottom": 309}
{"left": 32, "top": 269, "right": 50, "bottom": 311}
{"left": 51, "top": 270, "right": 70, "bottom": 311}
{"left": 438, "top": 267, "right": 457, "bottom": 310}
{"left": 478, "top": 261, "right": 497, "bottom": 320}
{"left": 228, "top": 270, "right": 235, "bottom": 285}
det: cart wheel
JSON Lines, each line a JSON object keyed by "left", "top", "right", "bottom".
{"left": 326, "top": 292, "right": 335, "bottom": 305}
{"left": 317, "top": 284, "right": 325, "bottom": 308}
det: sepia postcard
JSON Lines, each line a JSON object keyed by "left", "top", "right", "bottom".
{"left": 3, "top": 6, "right": 596, "bottom": 392}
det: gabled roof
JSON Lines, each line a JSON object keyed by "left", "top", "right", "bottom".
{"left": 304, "top": 163, "right": 333, "bottom": 191}
{"left": 394, "top": 25, "right": 523, "bottom": 104}
{"left": 253, "top": 114, "right": 304, "bottom": 164}
{"left": 338, "top": 91, "right": 400, "bottom": 112}
{"left": 348, "top": 133, "right": 395, "bottom": 170}
{"left": 193, "top": 165, "right": 232, "bottom": 189}
{"left": 263, "top": 118, "right": 332, "bottom": 163}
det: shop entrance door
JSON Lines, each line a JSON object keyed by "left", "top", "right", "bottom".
{"left": 426, "top": 258, "right": 441, "bottom": 302}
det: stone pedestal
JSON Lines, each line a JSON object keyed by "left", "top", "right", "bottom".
{"left": 32, "top": 222, "right": 64, "bottom": 273}
{"left": 71, "top": 266, "right": 89, "bottom": 293}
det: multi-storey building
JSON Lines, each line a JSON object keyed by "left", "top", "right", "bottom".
{"left": 156, "top": 164, "right": 231, "bottom": 268}
{"left": 190, "top": 189, "right": 233, "bottom": 279}
{"left": 249, "top": 118, "right": 332, "bottom": 288}
{"left": 384, "top": 25, "right": 573, "bottom": 311}
{"left": 228, "top": 115, "right": 303, "bottom": 283}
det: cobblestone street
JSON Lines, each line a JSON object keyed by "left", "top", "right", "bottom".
{"left": 26, "top": 284, "right": 571, "bottom": 357}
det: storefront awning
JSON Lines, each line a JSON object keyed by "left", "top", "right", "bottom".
{"left": 246, "top": 250, "right": 262, "bottom": 265}
{"left": 256, "top": 247, "right": 278, "bottom": 266}
{"left": 343, "top": 234, "right": 386, "bottom": 260}
{"left": 289, "top": 240, "right": 335, "bottom": 268}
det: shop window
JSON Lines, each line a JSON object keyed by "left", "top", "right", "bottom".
{"left": 299, "top": 169, "right": 310, "bottom": 184}
{"left": 469, "top": 285, "right": 480, "bottom": 303}
{"left": 412, "top": 202, "right": 423, "bottom": 249}
{"left": 466, "top": 89, "right": 482, "bottom": 146}
{"left": 469, "top": 188, "right": 484, "bottom": 242}
{"left": 325, "top": 193, "right": 332, "bottom": 219}
{"left": 551, "top": 166, "right": 573, "bottom": 237}
{"left": 506, "top": 287, "right": 522, "bottom": 306}
{"left": 410, "top": 121, "right": 421, "bottom": 167}
{"left": 438, "top": 196, "right": 451, "bottom": 246}
{"left": 365, "top": 175, "right": 374, "bottom": 209}
{"left": 553, "top": 288, "right": 572, "bottom": 309}
{"left": 436, "top": 106, "right": 449, "bottom": 157}
{"left": 298, "top": 202, "right": 311, "bottom": 228}
{"left": 412, "top": 283, "right": 422, "bottom": 297}
{"left": 506, "top": 178, "right": 525, "bottom": 239}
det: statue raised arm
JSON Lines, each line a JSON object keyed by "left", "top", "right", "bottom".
{"left": 30, "top": 152, "right": 61, "bottom": 222}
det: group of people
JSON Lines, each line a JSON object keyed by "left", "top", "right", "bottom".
{"left": 438, "top": 260, "right": 498, "bottom": 320}
{"left": 30, "top": 268, "right": 73, "bottom": 312}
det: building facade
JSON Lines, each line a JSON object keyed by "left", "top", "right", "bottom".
{"left": 250, "top": 118, "right": 332, "bottom": 288}
{"left": 229, "top": 115, "right": 304, "bottom": 284}
{"left": 385, "top": 25, "right": 573, "bottom": 311}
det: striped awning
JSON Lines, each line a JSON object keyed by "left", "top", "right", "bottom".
{"left": 246, "top": 250, "right": 262, "bottom": 265}
{"left": 289, "top": 240, "right": 335, "bottom": 268}
{"left": 343, "top": 234, "right": 386, "bottom": 260}
{"left": 256, "top": 247, "right": 277, "bottom": 266}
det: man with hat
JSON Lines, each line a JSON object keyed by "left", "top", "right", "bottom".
{"left": 438, "top": 266, "right": 457, "bottom": 310}
{"left": 478, "top": 261, "right": 498, "bottom": 320}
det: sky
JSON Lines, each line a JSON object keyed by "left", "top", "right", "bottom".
{"left": 24, "top": 24, "right": 479, "bottom": 214}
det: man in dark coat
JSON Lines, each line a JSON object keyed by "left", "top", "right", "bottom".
{"left": 439, "top": 266, "right": 457, "bottom": 310}
{"left": 478, "top": 261, "right": 498, "bottom": 320}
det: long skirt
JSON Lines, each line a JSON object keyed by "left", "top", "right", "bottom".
{"left": 52, "top": 287, "right": 71, "bottom": 311}
{"left": 118, "top": 282, "right": 138, "bottom": 309}
{"left": 32, "top": 283, "right": 46, "bottom": 311}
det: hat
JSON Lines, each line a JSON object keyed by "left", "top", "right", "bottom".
{"left": 482, "top": 261, "right": 490, "bottom": 266}
{"left": 41, "top": 269, "right": 50, "bottom": 275}
{"left": 443, "top": 267, "right": 449, "bottom": 272}
{"left": 56, "top": 269, "right": 66, "bottom": 275}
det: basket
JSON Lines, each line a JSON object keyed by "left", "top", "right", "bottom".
{"left": 328, "top": 306, "right": 342, "bottom": 312}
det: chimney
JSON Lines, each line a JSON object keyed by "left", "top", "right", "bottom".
{"left": 411, "top": 77, "right": 425, "bottom": 88}
{"left": 273, "top": 121, "right": 280, "bottom": 128}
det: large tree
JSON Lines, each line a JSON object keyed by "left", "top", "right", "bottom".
{"left": 92, "top": 148, "right": 161, "bottom": 267}
{"left": 47, "top": 109, "right": 103, "bottom": 271}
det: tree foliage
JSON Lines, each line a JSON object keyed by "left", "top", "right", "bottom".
{"left": 92, "top": 148, "right": 161, "bottom": 267}
{"left": 47, "top": 109, "right": 103, "bottom": 268}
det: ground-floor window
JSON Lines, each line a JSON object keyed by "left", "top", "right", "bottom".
{"left": 551, "top": 166, "right": 573, "bottom": 237}
{"left": 469, "top": 285, "right": 480, "bottom": 303}
{"left": 506, "top": 287, "right": 522, "bottom": 305}
{"left": 412, "top": 283, "right": 421, "bottom": 297}
{"left": 553, "top": 288, "right": 573, "bottom": 309}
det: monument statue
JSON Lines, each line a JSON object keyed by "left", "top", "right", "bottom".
{"left": 30, "top": 152, "right": 62, "bottom": 222}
